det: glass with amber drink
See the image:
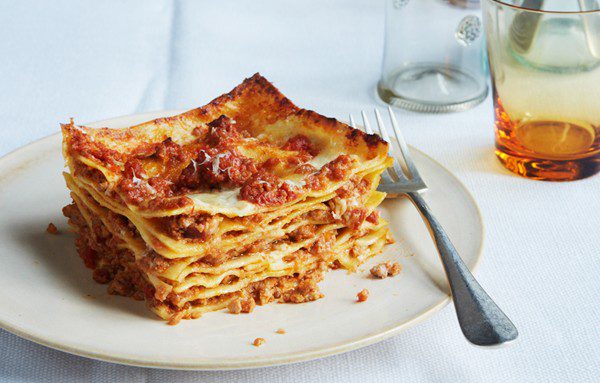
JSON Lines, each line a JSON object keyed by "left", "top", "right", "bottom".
{"left": 482, "top": 0, "right": 600, "bottom": 181}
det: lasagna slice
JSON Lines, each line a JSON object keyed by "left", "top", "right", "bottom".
{"left": 61, "top": 74, "right": 394, "bottom": 324}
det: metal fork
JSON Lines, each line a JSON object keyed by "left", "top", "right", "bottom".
{"left": 350, "top": 107, "right": 518, "bottom": 346}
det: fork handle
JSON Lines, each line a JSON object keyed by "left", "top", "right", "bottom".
{"left": 406, "top": 191, "right": 519, "bottom": 346}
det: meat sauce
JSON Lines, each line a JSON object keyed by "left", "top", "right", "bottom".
{"left": 282, "top": 134, "right": 319, "bottom": 156}
{"left": 239, "top": 171, "right": 298, "bottom": 206}
{"left": 71, "top": 115, "right": 355, "bottom": 209}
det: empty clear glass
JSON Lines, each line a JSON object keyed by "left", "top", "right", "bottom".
{"left": 379, "top": 0, "right": 489, "bottom": 112}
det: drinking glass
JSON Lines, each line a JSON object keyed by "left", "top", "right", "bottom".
{"left": 483, "top": 0, "right": 600, "bottom": 181}
{"left": 379, "top": 0, "right": 489, "bottom": 112}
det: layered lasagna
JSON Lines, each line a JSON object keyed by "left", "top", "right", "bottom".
{"left": 61, "top": 74, "right": 393, "bottom": 324}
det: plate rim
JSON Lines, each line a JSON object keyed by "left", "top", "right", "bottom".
{"left": 0, "top": 110, "right": 485, "bottom": 370}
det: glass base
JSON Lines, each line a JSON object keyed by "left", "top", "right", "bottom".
{"left": 495, "top": 148, "right": 600, "bottom": 182}
{"left": 378, "top": 63, "right": 488, "bottom": 113}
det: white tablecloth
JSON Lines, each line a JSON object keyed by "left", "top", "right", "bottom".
{"left": 1, "top": 1, "right": 598, "bottom": 382}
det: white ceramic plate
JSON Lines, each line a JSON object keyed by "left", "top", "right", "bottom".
{"left": 0, "top": 111, "right": 483, "bottom": 370}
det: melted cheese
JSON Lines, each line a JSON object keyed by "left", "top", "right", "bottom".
{"left": 186, "top": 188, "right": 256, "bottom": 217}
{"left": 308, "top": 146, "right": 341, "bottom": 169}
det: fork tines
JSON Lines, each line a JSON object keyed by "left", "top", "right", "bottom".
{"left": 349, "top": 107, "right": 426, "bottom": 193}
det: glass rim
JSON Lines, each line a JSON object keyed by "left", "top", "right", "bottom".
{"left": 487, "top": 0, "right": 600, "bottom": 14}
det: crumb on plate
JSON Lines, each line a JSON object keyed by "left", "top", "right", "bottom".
{"left": 46, "top": 223, "right": 59, "bottom": 234}
{"left": 357, "top": 289, "right": 369, "bottom": 302}
{"left": 385, "top": 231, "right": 395, "bottom": 244}
{"left": 253, "top": 337, "right": 266, "bottom": 347}
{"left": 275, "top": 328, "right": 286, "bottom": 334}
{"left": 370, "top": 262, "right": 402, "bottom": 279}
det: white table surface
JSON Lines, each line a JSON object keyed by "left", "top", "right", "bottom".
{"left": 1, "top": 1, "right": 598, "bottom": 382}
